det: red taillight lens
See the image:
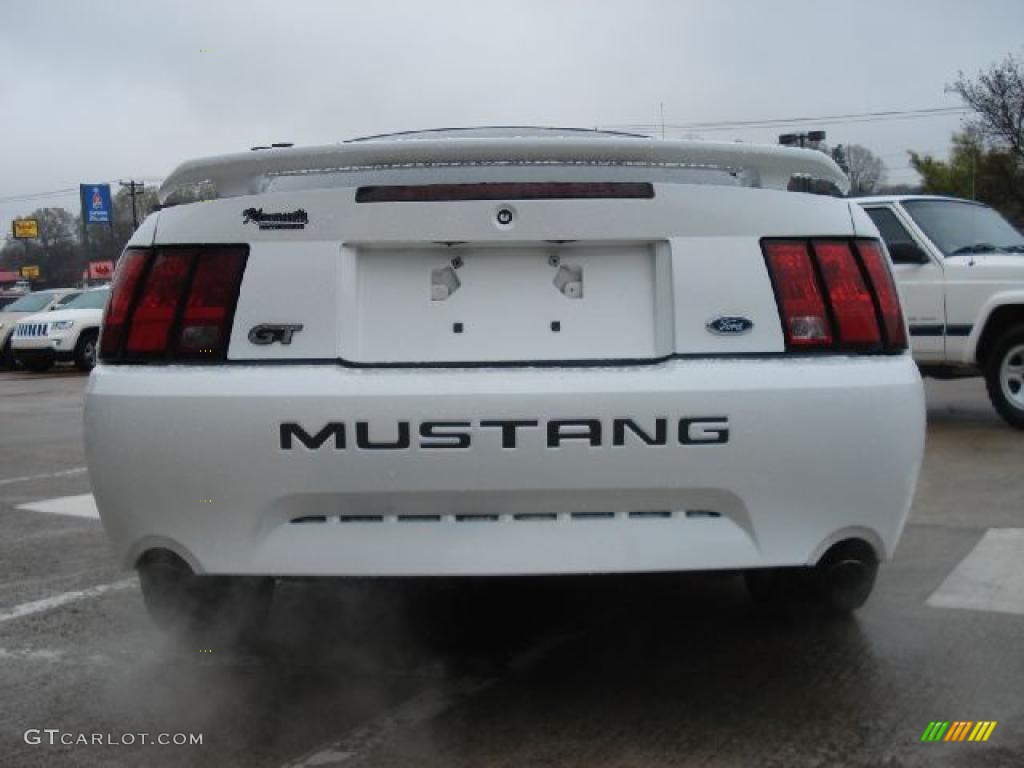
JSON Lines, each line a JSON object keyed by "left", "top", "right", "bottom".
{"left": 762, "top": 241, "right": 833, "bottom": 347}
{"left": 857, "top": 240, "right": 908, "bottom": 350}
{"left": 125, "top": 249, "right": 195, "bottom": 356}
{"left": 811, "top": 241, "right": 881, "bottom": 346}
{"left": 100, "top": 249, "right": 151, "bottom": 359}
{"left": 100, "top": 245, "right": 248, "bottom": 363}
{"left": 174, "top": 247, "right": 248, "bottom": 359}
{"left": 763, "top": 237, "right": 906, "bottom": 354}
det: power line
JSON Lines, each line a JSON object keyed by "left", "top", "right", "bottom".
{"left": 601, "top": 105, "right": 968, "bottom": 134}
{"left": 0, "top": 178, "right": 164, "bottom": 206}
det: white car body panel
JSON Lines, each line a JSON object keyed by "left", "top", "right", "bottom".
{"left": 86, "top": 136, "right": 922, "bottom": 578}
{"left": 86, "top": 358, "right": 923, "bottom": 576}
{"left": 856, "top": 196, "right": 1024, "bottom": 367}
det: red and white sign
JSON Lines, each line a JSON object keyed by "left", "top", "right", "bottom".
{"left": 88, "top": 261, "right": 114, "bottom": 280}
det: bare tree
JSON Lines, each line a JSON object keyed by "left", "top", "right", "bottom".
{"left": 950, "top": 53, "right": 1024, "bottom": 161}
{"left": 845, "top": 144, "right": 886, "bottom": 195}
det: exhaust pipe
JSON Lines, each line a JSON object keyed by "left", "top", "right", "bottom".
{"left": 814, "top": 539, "right": 879, "bottom": 614}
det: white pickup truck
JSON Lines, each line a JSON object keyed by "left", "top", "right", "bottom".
{"left": 857, "top": 196, "right": 1024, "bottom": 428}
{"left": 84, "top": 128, "right": 925, "bottom": 635}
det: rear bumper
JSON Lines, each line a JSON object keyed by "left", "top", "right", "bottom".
{"left": 84, "top": 357, "right": 925, "bottom": 576}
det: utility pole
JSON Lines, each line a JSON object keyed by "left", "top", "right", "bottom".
{"left": 118, "top": 180, "right": 145, "bottom": 231}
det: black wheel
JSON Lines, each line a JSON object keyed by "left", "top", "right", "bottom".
{"left": 73, "top": 331, "right": 99, "bottom": 372}
{"left": 21, "top": 356, "right": 53, "bottom": 373}
{"left": 984, "top": 324, "right": 1024, "bottom": 430}
{"left": 137, "top": 551, "right": 274, "bottom": 640}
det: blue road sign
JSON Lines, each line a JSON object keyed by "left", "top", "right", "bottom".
{"left": 81, "top": 184, "right": 113, "bottom": 225}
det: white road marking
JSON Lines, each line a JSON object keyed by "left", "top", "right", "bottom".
{"left": 282, "top": 633, "right": 571, "bottom": 768}
{"left": 928, "top": 528, "right": 1024, "bottom": 616}
{"left": 0, "top": 578, "right": 135, "bottom": 625}
{"left": 0, "top": 467, "right": 88, "bottom": 487}
{"left": 16, "top": 493, "right": 98, "bottom": 519}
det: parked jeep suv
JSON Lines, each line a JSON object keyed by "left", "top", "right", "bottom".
{"left": 84, "top": 129, "right": 925, "bottom": 634}
{"left": 857, "top": 196, "right": 1024, "bottom": 428}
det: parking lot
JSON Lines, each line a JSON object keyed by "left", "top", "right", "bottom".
{"left": 1, "top": 369, "right": 1022, "bottom": 767}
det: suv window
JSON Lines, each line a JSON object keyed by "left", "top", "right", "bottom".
{"left": 57, "top": 292, "right": 81, "bottom": 306}
{"left": 864, "top": 208, "right": 920, "bottom": 263}
{"left": 902, "top": 199, "right": 1024, "bottom": 256}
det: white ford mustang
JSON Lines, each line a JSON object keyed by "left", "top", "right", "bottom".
{"left": 83, "top": 128, "right": 925, "bottom": 634}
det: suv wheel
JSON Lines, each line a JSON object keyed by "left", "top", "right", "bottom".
{"left": 73, "top": 331, "right": 99, "bottom": 372}
{"left": 137, "top": 551, "right": 274, "bottom": 640}
{"left": 984, "top": 324, "right": 1024, "bottom": 430}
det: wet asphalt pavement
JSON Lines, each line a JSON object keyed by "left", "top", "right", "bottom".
{"left": 0, "top": 369, "right": 1021, "bottom": 767}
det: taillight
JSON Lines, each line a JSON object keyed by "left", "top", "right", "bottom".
{"left": 99, "top": 249, "right": 150, "bottom": 359}
{"left": 762, "top": 241, "right": 833, "bottom": 347}
{"left": 856, "top": 240, "right": 908, "bottom": 350}
{"left": 762, "top": 238, "right": 906, "bottom": 353}
{"left": 174, "top": 247, "right": 248, "bottom": 359}
{"left": 811, "top": 241, "right": 880, "bottom": 346}
{"left": 99, "top": 245, "right": 248, "bottom": 363}
{"left": 125, "top": 249, "right": 194, "bottom": 356}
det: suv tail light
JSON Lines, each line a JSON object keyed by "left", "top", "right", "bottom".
{"left": 762, "top": 238, "right": 907, "bottom": 353}
{"left": 100, "top": 245, "right": 248, "bottom": 363}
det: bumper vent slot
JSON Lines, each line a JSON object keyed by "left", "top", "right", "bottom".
{"left": 340, "top": 515, "right": 384, "bottom": 523}
{"left": 570, "top": 511, "right": 615, "bottom": 520}
{"left": 628, "top": 510, "right": 672, "bottom": 519}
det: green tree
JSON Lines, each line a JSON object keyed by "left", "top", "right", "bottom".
{"left": 910, "top": 131, "right": 1024, "bottom": 227}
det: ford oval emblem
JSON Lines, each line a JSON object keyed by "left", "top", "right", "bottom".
{"left": 706, "top": 315, "right": 754, "bottom": 335}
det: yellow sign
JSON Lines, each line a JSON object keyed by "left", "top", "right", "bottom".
{"left": 20, "top": 265, "right": 40, "bottom": 279}
{"left": 12, "top": 219, "right": 39, "bottom": 239}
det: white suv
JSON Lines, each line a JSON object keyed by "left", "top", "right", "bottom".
{"left": 13, "top": 287, "right": 108, "bottom": 372}
{"left": 857, "top": 196, "right": 1024, "bottom": 428}
{"left": 84, "top": 129, "right": 925, "bottom": 634}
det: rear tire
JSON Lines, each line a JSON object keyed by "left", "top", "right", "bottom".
{"left": 984, "top": 324, "right": 1024, "bottom": 430}
{"left": 137, "top": 551, "right": 274, "bottom": 641}
{"left": 73, "top": 331, "right": 98, "bottom": 372}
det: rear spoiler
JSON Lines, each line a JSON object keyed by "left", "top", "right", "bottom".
{"left": 158, "top": 137, "right": 849, "bottom": 202}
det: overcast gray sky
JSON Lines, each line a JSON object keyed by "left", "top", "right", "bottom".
{"left": 2, "top": 0, "right": 1022, "bottom": 235}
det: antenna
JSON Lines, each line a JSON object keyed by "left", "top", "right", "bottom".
{"left": 660, "top": 103, "right": 665, "bottom": 140}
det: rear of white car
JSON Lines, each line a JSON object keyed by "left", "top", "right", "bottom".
{"left": 83, "top": 131, "right": 925, "bottom": 630}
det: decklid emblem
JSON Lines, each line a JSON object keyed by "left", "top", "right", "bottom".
{"left": 706, "top": 315, "right": 754, "bottom": 335}
{"left": 242, "top": 207, "right": 308, "bottom": 230}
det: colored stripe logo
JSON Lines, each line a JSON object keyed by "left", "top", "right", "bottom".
{"left": 921, "top": 721, "right": 997, "bottom": 742}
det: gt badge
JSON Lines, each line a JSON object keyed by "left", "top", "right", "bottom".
{"left": 249, "top": 324, "right": 304, "bottom": 345}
